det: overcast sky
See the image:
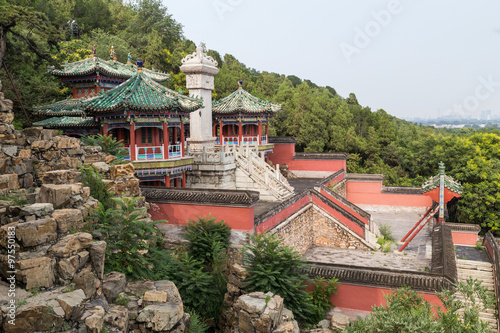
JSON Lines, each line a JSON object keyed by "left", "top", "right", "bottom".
{"left": 164, "top": 0, "right": 500, "bottom": 120}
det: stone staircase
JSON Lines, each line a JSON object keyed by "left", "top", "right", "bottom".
{"left": 456, "top": 259, "right": 498, "bottom": 331}
{"left": 233, "top": 145, "right": 294, "bottom": 201}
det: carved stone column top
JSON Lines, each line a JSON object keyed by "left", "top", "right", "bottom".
{"left": 180, "top": 47, "right": 219, "bottom": 77}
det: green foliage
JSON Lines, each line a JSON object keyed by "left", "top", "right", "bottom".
{"left": 308, "top": 277, "right": 339, "bottom": 325}
{"left": 97, "top": 195, "right": 165, "bottom": 280}
{"left": 80, "top": 165, "right": 114, "bottom": 210}
{"left": 62, "top": 283, "right": 75, "bottom": 293}
{"left": 0, "top": 190, "right": 28, "bottom": 206}
{"left": 115, "top": 293, "right": 130, "bottom": 306}
{"left": 379, "top": 224, "right": 395, "bottom": 242}
{"left": 344, "top": 278, "right": 495, "bottom": 333}
{"left": 81, "top": 134, "right": 129, "bottom": 161}
{"left": 186, "top": 308, "right": 210, "bottom": 333}
{"left": 153, "top": 215, "right": 231, "bottom": 323}
{"left": 242, "top": 233, "right": 313, "bottom": 323}
{"left": 184, "top": 215, "right": 231, "bottom": 266}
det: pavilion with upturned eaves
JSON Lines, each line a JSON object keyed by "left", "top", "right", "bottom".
{"left": 212, "top": 81, "right": 278, "bottom": 157}
{"left": 48, "top": 54, "right": 169, "bottom": 98}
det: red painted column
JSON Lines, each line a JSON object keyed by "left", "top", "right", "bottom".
{"left": 162, "top": 122, "right": 169, "bottom": 160}
{"left": 180, "top": 122, "right": 185, "bottom": 157}
{"left": 258, "top": 120, "right": 262, "bottom": 145}
{"left": 165, "top": 175, "right": 170, "bottom": 187}
{"left": 181, "top": 172, "right": 186, "bottom": 188}
{"left": 265, "top": 121, "right": 269, "bottom": 140}
{"left": 212, "top": 122, "right": 216, "bottom": 137}
{"left": 130, "top": 123, "right": 136, "bottom": 161}
{"left": 238, "top": 120, "right": 242, "bottom": 146}
{"left": 219, "top": 121, "right": 224, "bottom": 145}
{"left": 101, "top": 124, "right": 108, "bottom": 136}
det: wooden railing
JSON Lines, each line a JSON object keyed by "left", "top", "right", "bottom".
{"left": 136, "top": 146, "right": 163, "bottom": 160}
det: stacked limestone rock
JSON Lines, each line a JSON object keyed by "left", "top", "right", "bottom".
{"left": 0, "top": 87, "right": 189, "bottom": 332}
{"left": 222, "top": 263, "right": 300, "bottom": 333}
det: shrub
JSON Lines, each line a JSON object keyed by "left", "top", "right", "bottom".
{"left": 184, "top": 215, "right": 231, "bottom": 266}
{"left": 153, "top": 215, "right": 231, "bottom": 323}
{"left": 344, "top": 278, "right": 495, "bottom": 333}
{"left": 308, "top": 277, "right": 339, "bottom": 324}
{"left": 153, "top": 251, "right": 227, "bottom": 322}
{"left": 242, "top": 233, "right": 313, "bottom": 322}
{"left": 81, "top": 134, "right": 129, "bottom": 160}
{"left": 98, "top": 195, "right": 165, "bottom": 280}
{"left": 81, "top": 165, "right": 114, "bottom": 210}
{"left": 186, "top": 308, "right": 210, "bottom": 333}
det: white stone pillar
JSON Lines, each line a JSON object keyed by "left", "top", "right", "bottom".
{"left": 180, "top": 46, "right": 219, "bottom": 151}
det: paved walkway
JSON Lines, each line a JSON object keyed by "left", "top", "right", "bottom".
{"left": 360, "top": 206, "right": 433, "bottom": 253}
{"left": 304, "top": 246, "right": 431, "bottom": 272}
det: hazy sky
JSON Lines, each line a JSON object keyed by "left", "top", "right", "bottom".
{"left": 164, "top": 0, "right": 500, "bottom": 120}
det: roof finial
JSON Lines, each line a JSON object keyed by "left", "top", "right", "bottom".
{"left": 238, "top": 80, "right": 243, "bottom": 89}
{"left": 110, "top": 46, "right": 116, "bottom": 61}
{"left": 127, "top": 52, "right": 132, "bottom": 64}
{"left": 91, "top": 44, "right": 96, "bottom": 58}
{"left": 136, "top": 58, "right": 143, "bottom": 73}
{"left": 439, "top": 161, "right": 445, "bottom": 175}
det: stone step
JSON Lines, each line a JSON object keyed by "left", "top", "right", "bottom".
{"left": 456, "top": 259, "right": 493, "bottom": 269}
{"left": 457, "top": 267, "right": 494, "bottom": 274}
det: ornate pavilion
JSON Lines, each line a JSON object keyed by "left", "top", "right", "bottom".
{"left": 213, "top": 81, "right": 278, "bottom": 157}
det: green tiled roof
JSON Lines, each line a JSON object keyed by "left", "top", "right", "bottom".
{"left": 48, "top": 56, "right": 169, "bottom": 82}
{"left": 84, "top": 72, "right": 203, "bottom": 114}
{"left": 422, "top": 174, "right": 463, "bottom": 194}
{"left": 213, "top": 88, "right": 281, "bottom": 114}
{"left": 33, "top": 116, "right": 97, "bottom": 128}
{"left": 33, "top": 96, "right": 95, "bottom": 116}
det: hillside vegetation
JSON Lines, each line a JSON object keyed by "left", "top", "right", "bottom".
{"left": 2, "top": 0, "right": 500, "bottom": 231}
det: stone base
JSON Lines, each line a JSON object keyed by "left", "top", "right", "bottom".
{"left": 186, "top": 137, "right": 216, "bottom": 152}
{"left": 187, "top": 161, "right": 236, "bottom": 189}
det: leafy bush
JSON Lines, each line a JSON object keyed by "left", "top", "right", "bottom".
{"left": 308, "top": 277, "right": 339, "bottom": 324}
{"left": 81, "top": 165, "right": 114, "bottom": 210}
{"left": 242, "top": 233, "right": 313, "bottom": 323}
{"left": 81, "top": 134, "right": 129, "bottom": 161}
{"left": 186, "top": 308, "right": 210, "bottom": 333}
{"left": 153, "top": 216, "right": 231, "bottom": 323}
{"left": 98, "top": 195, "right": 165, "bottom": 280}
{"left": 184, "top": 215, "right": 231, "bottom": 266}
{"left": 344, "top": 278, "right": 495, "bottom": 333}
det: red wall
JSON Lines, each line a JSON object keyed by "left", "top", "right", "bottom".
{"left": 452, "top": 232, "right": 478, "bottom": 246}
{"left": 267, "top": 143, "right": 295, "bottom": 166}
{"left": 149, "top": 202, "right": 255, "bottom": 231}
{"left": 347, "top": 181, "right": 432, "bottom": 207}
{"left": 331, "top": 283, "right": 443, "bottom": 312}
{"left": 256, "top": 194, "right": 310, "bottom": 234}
{"left": 289, "top": 159, "right": 346, "bottom": 172}
{"left": 312, "top": 193, "right": 364, "bottom": 237}
{"left": 267, "top": 143, "right": 346, "bottom": 172}
{"left": 319, "top": 188, "right": 368, "bottom": 226}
